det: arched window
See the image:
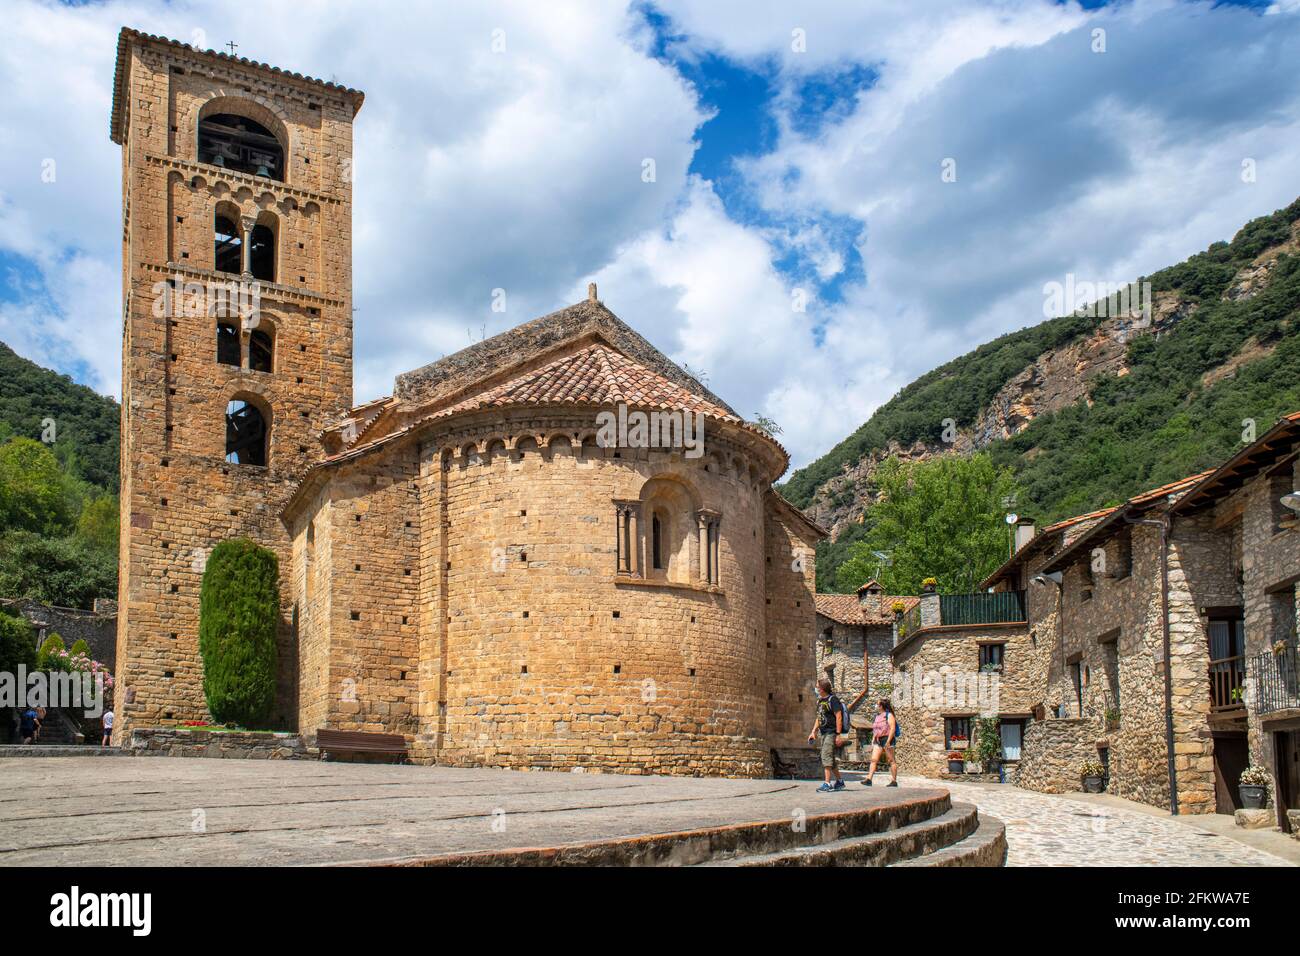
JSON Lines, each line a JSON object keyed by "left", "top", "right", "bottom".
{"left": 198, "top": 113, "right": 284, "bottom": 180}
{"left": 225, "top": 399, "right": 268, "bottom": 466}
{"left": 636, "top": 476, "right": 699, "bottom": 585}
{"left": 214, "top": 215, "right": 242, "bottom": 275}
{"left": 249, "top": 328, "right": 274, "bottom": 373}
{"left": 216, "top": 323, "right": 240, "bottom": 366}
{"left": 249, "top": 223, "right": 275, "bottom": 282}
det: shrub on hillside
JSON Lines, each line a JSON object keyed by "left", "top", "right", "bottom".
{"left": 0, "top": 612, "right": 36, "bottom": 676}
{"left": 36, "top": 632, "right": 67, "bottom": 671}
{"left": 198, "top": 538, "right": 279, "bottom": 727}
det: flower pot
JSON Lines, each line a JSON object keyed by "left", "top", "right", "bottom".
{"left": 964, "top": 761, "right": 984, "bottom": 774}
{"left": 1082, "top": 775, "right": 1105, "bottom": 793}
{"left": 1239, "top": 784, "right": 1267, "bottom": 810}
{"left": 947, "top": 759, "right": 964, "bottom": 774}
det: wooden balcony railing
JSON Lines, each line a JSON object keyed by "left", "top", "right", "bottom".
{"left": 1208, "top": 655, "right": 1245, "bottom": 712}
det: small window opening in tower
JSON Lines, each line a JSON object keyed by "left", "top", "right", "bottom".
{"left": 216, "top": 322, "right": 240, "bottom": 366}
{"left": 214, "top": 215, "right": 242, "bottom": 275}
{"left": 249, "top": 328, "right": 274, "bottom": 373}
{"left": 225, "top": 399, "right": 268, "bottom": 466}
{"left": 652, "top": 513, "right": 664, "bottom": 570}
{"left": 198, "top": 113, "right": 284, "bottom": 180}
{"left": 249, "top": 223, "right": 275, "bottom": 282}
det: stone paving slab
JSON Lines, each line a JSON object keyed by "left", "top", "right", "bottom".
{"left": 920, "top": 775, "right": 1296, "bottom": 867}
{"left": 0, "top": 758, "right": 945, "bottom": 866}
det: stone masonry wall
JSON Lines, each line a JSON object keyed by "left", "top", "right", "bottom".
{"left": 298, "top": 410, "right": 793, "bottom": 777}
{"left": 890, "top": 622, "right": 1035, "bottom": 779}
{"left": 115, "top": 36, "right": 356, "bottom": 739}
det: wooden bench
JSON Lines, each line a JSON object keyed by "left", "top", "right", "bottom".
{"left": 315, "top": 728, "right": 408, "bottom": 763}
{"left": 770, "top": 748, "right": 797, "bottom": 780}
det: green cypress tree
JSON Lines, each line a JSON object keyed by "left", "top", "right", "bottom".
{"left": 36, "top": 632, "right": 67, "bottom": 671}
{"left": 198, "top": 538, "right": 279, "bottom": 727}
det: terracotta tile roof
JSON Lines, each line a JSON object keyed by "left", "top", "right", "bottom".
{"left": 432, "top": 341, "right": 738, "bottom": 421}
{"left": 1041, "top": 470, "right": 1215, "bottom": 574}
{"left": 1173, "top": 412, "right": 1300, "bottom": 515}
{"left": 815, "top": 593, "right": 916, "bottom": 627}
{"left": 111, "top": 28, "right": 364, "bottom": 144}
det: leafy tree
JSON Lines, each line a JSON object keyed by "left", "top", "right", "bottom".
{"left": 69, "top": 638, "right": 91, "bottom": 658}
{"left": 0, "top": 610, "right": 36, "bottom": 677}
{"left": 76, "top": 494, "right": 119, "bottom": 555}
{"left": 198, "top": 538, "right": 280, "bottom": 727}
{"left": 0, "top": 531, "right": 117, "bottom": 609}
{"left": 0, "top": 438, "right": 75, "bottom": 536}
{"left": 834, "top": 453, "right": 1019, "bottom": 595}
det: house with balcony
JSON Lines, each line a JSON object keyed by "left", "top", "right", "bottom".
{"left": 888, "top": 583, "right": 1037, "bottom": 779}
{"left": 979, "top": 413, "right": 1300, "bottom": 822}
{"left": 1170, "top": 413, "right": 1300, "bottom": 831}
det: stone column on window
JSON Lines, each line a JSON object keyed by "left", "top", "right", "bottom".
{"left": 614, "top": 500, "right": 640, "bottom": 576}
{"left": 240, "top": 214, "right": 256, "bottom": 277}
{"left": 697, "top": 509, "right": 721, "bottom": 585}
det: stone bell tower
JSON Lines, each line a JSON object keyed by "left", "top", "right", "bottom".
{"left": 110, "top": 28, "right": 363, "bottom": 737}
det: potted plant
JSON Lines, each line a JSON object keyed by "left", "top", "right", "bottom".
{"left": 946, "top": 751, "right": 965, "bottom": 774}
{"left": 891, "top": 600, "right": 907, "bottom": 616}
{"left": 1104, "top": 707, "right": 1121, "bottom": 731}
{"left": 975, "top": 717, "right": 1002, "bottom": 774}
{"left": 921, "top": 577, "right": 938, "bottom": 594}
{"left": 1080, "top": 761, "right": 1106, "bottom": 793}
{"left": 1239, "top": 765, "right": 1270, "bottom": 809}
{"left": 963, "top": 748, "right": 983, "bottom": 774}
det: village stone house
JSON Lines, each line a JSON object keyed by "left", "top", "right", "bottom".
{"left": 983, "top": 419, "right": 1300, "bottom": 824}
{"left": 813, "top": 582, "right": 913, "bottom": 760}
{"left": 109, "top": 29, "right": 825, "bottom": 777}
{"left": 1170, "top": 414, "right": 1300, "bottom": 830}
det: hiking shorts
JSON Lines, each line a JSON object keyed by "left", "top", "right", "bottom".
{"left": 819, "top": 734, "right": 840, "bottom": 768}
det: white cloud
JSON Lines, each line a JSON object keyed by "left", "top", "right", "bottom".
{"left": 3, "top": 0, "right": 1300, "bottom": 476}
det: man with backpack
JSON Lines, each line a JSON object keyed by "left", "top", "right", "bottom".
{"left": 808, "top": 678, "right": 848, "bottom": 792}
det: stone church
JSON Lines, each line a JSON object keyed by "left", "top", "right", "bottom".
{"left": 110, "top": 28, "right": 824, "bottom": 776}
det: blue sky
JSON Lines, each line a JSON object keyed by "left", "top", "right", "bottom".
{"left": 2, "top": 0, "right": 1300, "bottom": 469}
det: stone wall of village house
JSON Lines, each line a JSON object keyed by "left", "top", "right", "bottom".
{"left": 1013, "top": 718, "right": 1098, "bottom": 793}
{"left": 115, "top": 39, "right": 356, "bottom": 739}
{"left": 1044, "top": 518, "right": 1226, "bottom": 812}
{"left": 356, "top": 410, "right": 798, "bottom": 777}
{"left": 889, "top": 623, "right": 1035, "bottom": 779}
{"left": 763, "top": 505, "right": 820, "bottom": 753}
{"left": 812, "top": 617, "right": 895, "bottom": 709}
{"left": 1229, "top": 459, "right": 1300, "bottom": 779}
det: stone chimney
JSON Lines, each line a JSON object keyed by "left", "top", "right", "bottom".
{"left": 1013, "top": 519, "right": 1036, "bottom": 554}
{"left": 857, "top": 579, "right": 884, "bottom": 618}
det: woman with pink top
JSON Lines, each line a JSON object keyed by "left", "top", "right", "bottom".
{"left": 863, "top": 699, "right": 898, "bottom": 787}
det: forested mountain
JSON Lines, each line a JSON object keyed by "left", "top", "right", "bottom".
{"left": 0, "top": 344, "right": 119, "bottom": 608}
{"left": 0, "top": 342, "right": 119, "bottom": 493}
{"left": 783, "top": 199, "right": 1300, "bottom": 591}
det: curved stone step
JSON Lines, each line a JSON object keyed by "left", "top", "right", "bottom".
{"left": 695, "top": 803, "right": 980, "bottom": 867}
{"left": 367, "top": 791, "right": 954, "bottom": 867}
{"left": 892, "top": 814, "right": 1007, "bottom": 867}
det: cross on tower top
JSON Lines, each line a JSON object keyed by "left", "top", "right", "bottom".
{"left": 225, "top": 40, "right": 239, "bottom": 56}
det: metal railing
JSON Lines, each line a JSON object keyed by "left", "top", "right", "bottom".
{"left": 940, "top": 590, "right": 1027, "bottom": 625}
{"left": 1208, "top": 655, "right": 1246, "bottom": 712}
{"left": 1254, "top": 647, "right": 1300, "bottom": 715}
{"left": 897, "top": 590, "right": 1027, "bottom": 639}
